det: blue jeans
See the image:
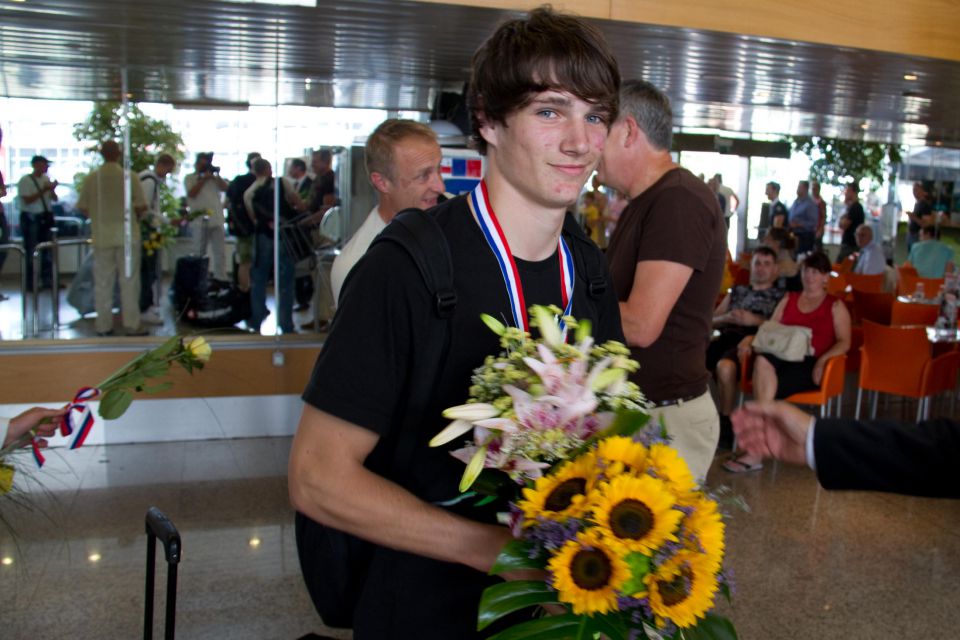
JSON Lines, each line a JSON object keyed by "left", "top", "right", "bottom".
{"left": 20, "top": 211, "right": 53, "bottom": 289}
{"left": 251, "top": 231, "right": 295, "bottom": 333}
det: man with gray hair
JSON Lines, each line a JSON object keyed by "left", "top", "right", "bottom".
{"left": 599, "top": 79, "right": 727, "bottom": 482}
{"left": 329, "top": 118, "right": 445, "bottom": 303}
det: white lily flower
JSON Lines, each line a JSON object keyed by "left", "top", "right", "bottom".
{"left": 459, "top": 445, "right": 488, "bottom": 492}
{"left": 429, "top": 419, "right": 476, "bottom": 447}
{"left": 474, "top": 417, "right": 519, "bottom": 433}
{"left": 442, "top": 403, "right": 499, "bottom": 421}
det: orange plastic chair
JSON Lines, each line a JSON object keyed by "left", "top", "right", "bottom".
{"left": 833, "top": 258, "right": 855, "bottom": 274}
{"left": 845, "top": 326, "right": 863, "bottom": 372}
{"left": 851, "top": 290, "right": 894, "bottom": 326}
{"left": 891, "top": 300, "right": 940, "bottom": 326}
{"left": 898, "top": 275, "right": 945, "bottom": 298}
{"left": 898, "top": 264, "right": 919, "bottom": 280}
{"left": 785, "top": 355, "right": 847, "bottom": 417}
{"left": 856, "top": 320, "right": 960, "bottom": 421}
{"left": 826, "top": 273, "right": 847, "bottom": 297}
{"left": 844, "top": 272, "right": 885, "bottom": 293}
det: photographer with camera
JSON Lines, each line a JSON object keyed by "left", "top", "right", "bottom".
{"left": 185, "top": 151, "right": 229, "bottom": 280}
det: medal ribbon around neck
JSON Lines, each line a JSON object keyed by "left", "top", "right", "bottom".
{"left": 469, "top": 180, "right": 574, "bottom": 332}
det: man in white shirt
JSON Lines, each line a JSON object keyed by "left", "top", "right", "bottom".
{"left": 329, "top": 119, "right": 445, "bottom": 303}
{"left": 852, "top": 224, "right": 886, "bottom": 275}
{"left": 138, "top": 153, "right": 176, "bottom": 324}
{"left": 17, "top": 155, "right": 59, "bottom": 290}
{"left": 184, "top": 152, "right": 229, "bottom": 280}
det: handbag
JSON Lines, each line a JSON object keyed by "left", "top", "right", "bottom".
{"left": 753, "top": 320, "right": 813, "bottom": 362}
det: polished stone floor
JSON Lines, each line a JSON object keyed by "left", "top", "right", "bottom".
{"left": 2, "top": 424, "right": 958, "bottom": 639}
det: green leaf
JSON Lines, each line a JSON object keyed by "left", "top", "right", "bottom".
{"left": 584, "top": 613, "right": 629, "bottom": 640}
{"left": 138, "top": 361, "right": 171, "bottom": 379}
{"left": 679, "top": 613, "right": 738, "bottom": 640}
{"left": 486, "top": 613, "right": 582, "bottom": 640}
{"left": 489, "top": 539, "right": 547, "bottom": 575}
{"left": 620, "top": 551, "right": 651, "bottom": 597}
{"left": 151, "top": 335, "right": 182, "bottom": 358}
{"left": 478, "top": 581, "right": 560, "bottom": 631}
{"left": 98, "top": 389, "right": 134, "bottom": 420}
{"left": 474, "top": 495, "right": 497, "bottom": 507}
{"left": 141, "top": 382, "right": 174, "bottom": 395}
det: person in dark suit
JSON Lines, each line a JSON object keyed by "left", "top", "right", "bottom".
{"left": 731, "top": 400, "right": 958, "bottom": 498}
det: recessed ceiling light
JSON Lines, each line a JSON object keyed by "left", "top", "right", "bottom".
{"left": 88, "top": 553, "right": 102, "bottom": 563}
{"left": 1, "top": 557, "right": 12, "bottom": 566}
{"left": 861, "top": 123, "right": 870, "bottom": 130}
{"left": 903, "top": 73, "right": 918, "bottom": 81}
{"left": 249, "top": 537, "right": 261, "bottom": 548}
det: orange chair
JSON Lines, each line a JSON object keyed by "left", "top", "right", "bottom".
{"left": 898, "top": 264, "right": 918, "bottom": 280}
{"left": 891, "top": 300, "right": 940, "bottom": 326}
{"left": 844, "top": 272, "right": 885, "bottom": 293}
{"left": 856, "top": 320, "right": 960, "bottom": 421}
{"left": 845, "top": 325, "right": 863, "bottom": 372}
{"left": 785, "top": 355, "right": 847, "bottom": 417}
{"left": 851, "top": 290, "right": 894, "bottom": 326}
{"left": 833, "top": 257, "right": 855, "bottom": 274}
{"left": 898, "top": 274, "right": 944, "bottom": 298}
{"left": 826, "top": 273, "right": 847, "bottom": 297}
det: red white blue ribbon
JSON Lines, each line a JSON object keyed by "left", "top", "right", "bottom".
{"left": 31, "top": 387, "right": 100, "bottom": 468}
{"left": 470, "top": 181, "right": 574, "bottom": 332}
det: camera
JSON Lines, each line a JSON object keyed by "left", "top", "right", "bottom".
{"left": 206, "top": 165, "right": 221, "bottom": 175}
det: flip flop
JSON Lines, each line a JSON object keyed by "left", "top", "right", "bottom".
{"left": 723, "top": 458, "right": 763, "bottom": 473}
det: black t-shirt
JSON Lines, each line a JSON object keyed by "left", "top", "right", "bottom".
{"left": 251, "top": 178, "right": 297, "bottom": 235}
{"left": 842, "top": 201, "right": 865, "bottom": 247}
{"left": 301, "top": 195, "right": 623, "bottom": 638}
{"left": 226, "top": 172, "right": 257, "bottom": 237}
{"left": 911, "top": 199, "right": 933, "bottom": 235}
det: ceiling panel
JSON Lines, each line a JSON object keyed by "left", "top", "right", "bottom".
{"left": 1, "top": 0, "right": 958, "bottom": 146}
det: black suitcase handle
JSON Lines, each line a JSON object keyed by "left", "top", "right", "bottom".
{"left": 144, "top": 507, "right": 181, "bottom": 640}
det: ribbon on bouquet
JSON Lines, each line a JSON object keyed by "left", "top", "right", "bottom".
{"left": 31, "top": 386, "right": 100, "bottom": 468}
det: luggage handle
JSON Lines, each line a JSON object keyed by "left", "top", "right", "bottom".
{"left": 144, "top": 507, "right": 181, "bottom": 640}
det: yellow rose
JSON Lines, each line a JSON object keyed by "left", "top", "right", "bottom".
{"left": 0, "top": 462, "right": 14, "bottom": 495}
{"left": 186, "top": 336, "right": 212, "bottom": 362}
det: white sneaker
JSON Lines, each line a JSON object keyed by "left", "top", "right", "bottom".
{"left": 141, "top": 307, "right": 163, "bottom": 325}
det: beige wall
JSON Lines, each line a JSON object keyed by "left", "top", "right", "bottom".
{"left": 0, "top": 340, "right": 320, "bottom": 404}
{"left": 417, "top": 0, "right": 960, "bottom": 62}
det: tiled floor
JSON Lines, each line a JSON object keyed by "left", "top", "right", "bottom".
{"left": 2, "top": 419, "right": 959, "bottom": 639}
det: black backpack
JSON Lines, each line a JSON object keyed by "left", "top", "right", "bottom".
{"left": 294, "top": 206, "right": 607, "bottom": 629}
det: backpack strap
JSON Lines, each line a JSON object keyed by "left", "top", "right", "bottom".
{"left": 562, "top": 212, "right": 607, "bottom": 298}
{"left": 371, "top": 208, "right": 457, "bottom": 318}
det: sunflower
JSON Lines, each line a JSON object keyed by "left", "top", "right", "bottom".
{"left": 646, "top": 551, "right": 719, "bottom": 629}
{"left": 519, "top": 453, "right": 598, "bottom": 525}
{"left": 589, "top": 474, "right": 682, "bottom": 554}
{"left": 548, "top": 527, "right": 630, "bottom": 615}
{"left": 595, "top": 436, "right": 647, "bottom": 478}
{"left": 678, "top": 495, "right": 725, "bottom": 572}
{"left": 645, "top": 444, "right": 697, "bottom": 497}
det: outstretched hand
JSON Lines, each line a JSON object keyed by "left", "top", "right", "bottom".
{"left": 5, "top": 406, "right": 68, "bottom": 448}
{"left": 730, "top": 401, "right": 813, "bottom": 467}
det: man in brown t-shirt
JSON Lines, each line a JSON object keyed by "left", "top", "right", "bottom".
{"left": 598, "top": 79, "right": 727, "bottom": 482}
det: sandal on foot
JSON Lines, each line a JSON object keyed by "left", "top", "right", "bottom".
{"left": 723, "top": 458, "right": 763, "bottom": 473}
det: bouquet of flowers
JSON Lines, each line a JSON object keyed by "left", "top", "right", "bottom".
{"left": 140, "top": 215, "right": 178, "bottom": 256}
{"left": 431, "top": 306, "right": 736, "bottom": 639}
{"left": 0, "top": 336, "right": 213, "bottom": 497}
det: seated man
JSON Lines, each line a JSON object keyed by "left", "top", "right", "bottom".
{"left": 709, "top": 246, "right": 784, "bottom": 447}
{"left": 851, "top": 224, "right": 886, "bottom": 275}
{"left": 907, "top": 225, "right": 955, "bottom": 278}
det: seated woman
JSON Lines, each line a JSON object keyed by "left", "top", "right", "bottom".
{"left": 762, "top": 227, "right": 801, "bottom": 291}
{"left": 724, "top": 251, "right": 851, "bottom": 473}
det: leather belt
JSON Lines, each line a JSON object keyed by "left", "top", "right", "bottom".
{"left": 650, "top": 393, "right": 701, "bottom": 408}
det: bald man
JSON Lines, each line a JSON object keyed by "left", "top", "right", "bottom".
{"left": 77, "top": 140, "right": 148, "bottom": 336}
